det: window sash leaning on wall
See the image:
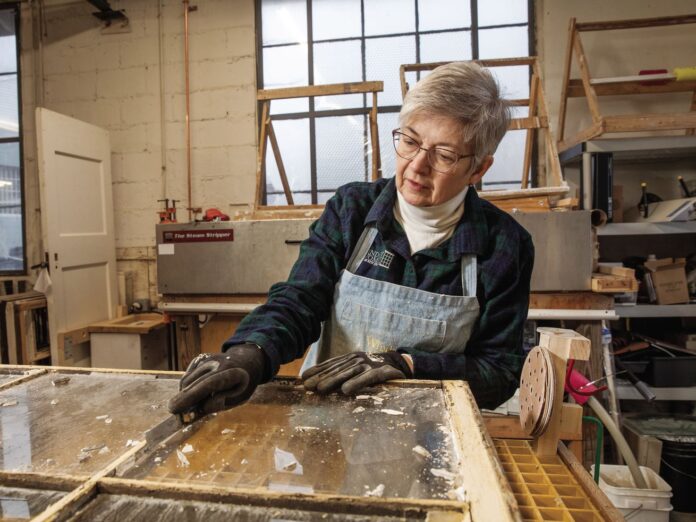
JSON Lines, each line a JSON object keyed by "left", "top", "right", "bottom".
{"left": 256, "top": 0, "right": 533, "bottom": 206}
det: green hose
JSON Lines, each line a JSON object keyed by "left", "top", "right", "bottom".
{"left": 583, "top": 415, "right": 604, "bottom": 483}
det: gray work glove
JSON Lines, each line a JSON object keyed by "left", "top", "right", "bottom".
{"left": 302, "top": 351, "right": 412, "bottom": 395}
{"left": 168, "top": 343, "right": 267, "bottom": 416}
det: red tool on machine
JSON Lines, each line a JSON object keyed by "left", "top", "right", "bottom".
{"left": 202, "top": 208, "right": 230, "bottom": 222}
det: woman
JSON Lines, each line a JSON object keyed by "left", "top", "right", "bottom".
{"left": 169, "top": 61, "right": 534, "bottom": 418}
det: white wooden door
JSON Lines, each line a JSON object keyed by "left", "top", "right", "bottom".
{"left": 36, "top": 108, "right": 118, "bottom": 366}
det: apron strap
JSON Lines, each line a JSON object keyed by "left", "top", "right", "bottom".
{"left": 460, "top": 254, "right": 477, "bottom": 297}
{"left": 346, "top": 227, "right": 379, "bottom": 273}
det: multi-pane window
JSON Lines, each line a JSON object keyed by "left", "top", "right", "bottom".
{"left": 0, "top": 4, "right": 24, "bottom": 274}
{"left": 257, "top": 0, "right": 532, "bottom": 205}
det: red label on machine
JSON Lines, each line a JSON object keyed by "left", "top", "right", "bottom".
{"left": 162, "top": 230, "right": 234, "bottom": 243}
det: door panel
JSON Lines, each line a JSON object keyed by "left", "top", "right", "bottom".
{"left": 36, "top": 108, "right": 117, "bottom": 366}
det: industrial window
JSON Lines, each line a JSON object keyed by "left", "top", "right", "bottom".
{"left": 256, "top": 0, "right": 533, "bottom": 205}
{"left": 0, "top": 4, "right": 24, "bottom": 274}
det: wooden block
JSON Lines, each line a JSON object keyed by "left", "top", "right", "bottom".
{"left": 530, "top": 292, "right": 614, "bottom": 310}
{"left": 598, "top": 265, "right": 635, "bottom": 278}
{"left": 88, "top": 313, "right": 165, "bottom": 335}
{"left": 560, "top": 403, "right": 583, "bottom": 439}
{"left": 553, "top": 197, "right": 579, "bottom": 209}
{"left": 537, "top": 327, "right": 591, "bottom": 361}
{"left": 591, "top": 273, "right": 639, "bottom": 293}
{"left": 490, "top": 196, "right": 551, "bottom": 214}
{"left": 483, "top": 414, "right": 583, "bottom": 441}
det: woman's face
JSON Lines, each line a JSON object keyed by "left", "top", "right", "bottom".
{"left": 395, "top": 113, "right": 492, "bottom": 207}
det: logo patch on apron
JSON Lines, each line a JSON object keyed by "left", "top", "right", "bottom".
{"left": 364, "top": 249, "right": 395, "bottom": 269}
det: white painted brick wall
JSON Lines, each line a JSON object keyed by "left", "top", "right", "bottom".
{"left": 20, "top": 0, "right": 257, "bottom": 302}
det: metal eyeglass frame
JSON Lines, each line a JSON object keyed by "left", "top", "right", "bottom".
{"left": 392, "top": 129, "right": 474, "bottom": 174}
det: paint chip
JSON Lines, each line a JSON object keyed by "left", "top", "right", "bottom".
{"left": 176, "top": 449, "right": 190, "bottom": 467}
{"left": 412, "top": 445, "right": 432, "bottom": 459}
{"left": 430, "top": 468, "right": 457, "bottom": 481}
{"left": 364, "top": 484, "right": 385, "bottom": 497}
{"left": 380, "top": 409, "right": 403, "bottom": 416}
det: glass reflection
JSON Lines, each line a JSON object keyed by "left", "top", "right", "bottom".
{"left": 124, "top": 384, "right": 459, "bottom": 500}
{"left": 0, "top": 373, "right": 178, "bottom": 475}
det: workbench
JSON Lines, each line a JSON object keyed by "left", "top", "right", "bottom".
{"left": 0, "top": 365, "right": 621, "bottom": 521}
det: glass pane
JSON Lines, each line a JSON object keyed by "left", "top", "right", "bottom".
{"left": 264, "top": 118, "right": 311, "bottom": 203}
{"left": 0, "top": 369, "right": 35, "bottom": 387}
{"left": 123, "top": 383, "right": 459, "bottom": 500}
{"left": 418, "top": 0, "right": 471, "bottom": 31}
{"left": 482, "top": 129, "right": 526, "bottom": 188}
{"left": 364, "top": 0, "right": 415, "bottom": 36}
{"left": 0, "top": 372, "right": 178, "bottom": 475}
{"left": 316, "top": 115, "right": 367, "bottom": 191}
{"left": 419, "top": 31, "right": 472, "bottom": 63}
{"left": 263, "top": 46, "right": 309, "bottom": 115}
{"left": 0, "top": 10, "right": 17, "bottom": 74}
{"left": 378, "top": 111, "right": 400, "bottom": 179}
{"left": 478, "top": 26, "right": 529, "bottom": 60}
{"left": 478, "top": 0, "right": 527, "bottom": 27}
{"left": 366, "top": 36, "right": 416, "bottom": 106}
{"left": 312, "top": 0, "right": 362, "bottom": 40}
{"left": 72, "top": 493, "right": 427, "bottom": 521}
{"left": 262, "top": 0, "right": 307, "bottom": 45}
{"left": 0, "top": 486, "right": 66, "bottom": 519}
{"left": 0, "top": 75, "right": 19, "bottom": 138}
{"left": 313, "top": 41, "right": 364, "bottom": 110}
{"left": 489, "top": 64, "right": 529, "bottom": 100}
{"left": 267, "top": 192, "right": 312, "bottom": 205}
{"left": 318, "top": 191, "right": 336, "bottom": 204}
{"left": 0, "top": 141, "right": 23, "bottom": 272}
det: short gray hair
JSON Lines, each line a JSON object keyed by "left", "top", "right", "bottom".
{"left": 399, "top": 61, "right": 511, "bottom": 170}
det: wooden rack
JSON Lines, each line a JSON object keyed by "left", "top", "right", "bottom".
{"left": 255, "top": 81, "right": 383, "bottom": 211}
{"left": 399, "top": 57, "right": 566, "bottom": 192}
{"left": 1, "top": 291, "right": 49, "bottom": 365}
{"left": 557, "top": 14, "right": 696, "bottom": 152}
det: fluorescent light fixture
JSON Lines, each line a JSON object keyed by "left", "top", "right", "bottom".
{"left": 0, "top": 181, "right": 12, "bottom": 188}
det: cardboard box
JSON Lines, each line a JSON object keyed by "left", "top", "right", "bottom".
{"left": 644, "top": 257, "right": 689, "bottom": 305}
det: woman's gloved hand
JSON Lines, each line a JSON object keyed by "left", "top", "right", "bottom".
{"left": 168, "top": 343, "right": 267, "bottom": 417}
{"left": 302, "top": 351, "right": 413, "bottom": 395}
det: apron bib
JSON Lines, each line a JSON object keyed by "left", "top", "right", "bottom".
{"left": 301, "top": 226, "right": 480, "bottom": 374}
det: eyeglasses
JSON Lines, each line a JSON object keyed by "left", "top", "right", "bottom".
{"left": 392, "top": 129, "right": 474, "bottom": 174}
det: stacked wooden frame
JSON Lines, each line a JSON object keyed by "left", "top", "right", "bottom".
{"left": 254, "top": 82, "right": 384, "bottom": 213}
{"left": 557, "top": 14, "right": 696, "bottom": 153}
{"left": 0, "top": 365, "right": 521, "bottom": 521}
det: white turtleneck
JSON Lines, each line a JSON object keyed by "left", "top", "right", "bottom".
{"left": 394, "top": 187, "right": 469, "bottom": 255}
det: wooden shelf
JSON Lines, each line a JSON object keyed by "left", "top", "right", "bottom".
{"left": 597, "top": 222, "right": 696, "bottom": 236}
{"left": 559, "top": 135, "right": 696, "bottom": 166}
{"left": 616, "top": 380, "right": 696, "bottom": 401}
{"left": 614, "top": 304, "right": 696, "bottom": 318}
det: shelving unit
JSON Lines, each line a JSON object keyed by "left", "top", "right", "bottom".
{"left": 616, "top": 380, "right": 696, "bottom": 401}
{"left": 559, "top": 135, "right": 696, "bottom": 166}
{"left": 614, "top": 304, "right": 696, "bottom": 318}
{"left": 559, "top": 136, "right": 696, "bottom": 412}
{"left": 597, "top": 222, "right": 696, "bottom": 236}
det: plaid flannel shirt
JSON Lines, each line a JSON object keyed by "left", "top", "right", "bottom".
{"left": 226, "top": 178, "right": 534, "bottom": 408}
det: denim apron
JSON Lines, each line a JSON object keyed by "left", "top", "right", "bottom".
{"left": 300, "top": 225, "right": 480, "bottom": 374}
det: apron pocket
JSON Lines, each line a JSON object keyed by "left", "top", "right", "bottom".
{"left": 341, "top": 301, "right": 446, "bottom": 352}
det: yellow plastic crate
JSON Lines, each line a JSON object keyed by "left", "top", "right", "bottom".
{"left": 494, "top": 439, "right": 605, "bottom": 522}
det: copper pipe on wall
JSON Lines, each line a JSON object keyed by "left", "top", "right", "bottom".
{"left": 183, "top": 0, "right": 195, "bottom": 222}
